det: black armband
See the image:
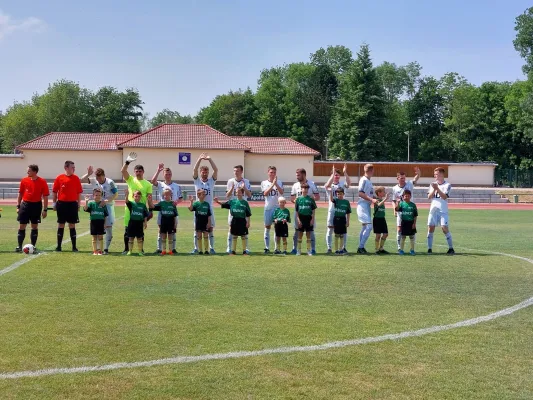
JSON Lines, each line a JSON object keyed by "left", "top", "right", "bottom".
{"left": 125, "top": 161, "right": 131, "bottom": 165}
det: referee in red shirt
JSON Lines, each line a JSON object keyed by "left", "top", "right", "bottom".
{"left": 52, "top": 160, "right": 83, "bottom": 252}
{"left": 16, "top": 164, "right": 50, "bottom": 252}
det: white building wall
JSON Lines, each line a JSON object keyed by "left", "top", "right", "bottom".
{"left": 448, "top": 164, "right": 495, "bottom": 186}
{"left": 244, "top": 153, "right": 314, "bottom": 183}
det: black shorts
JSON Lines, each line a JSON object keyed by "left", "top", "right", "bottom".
{"left": 297, "top": 215, "right": 314, "bottom": 232}
{"left": 373, "top": 217, "right": 388, "bottom": 234}
{"left": 56, "top": 201, "right": 79, "bottom": 224}
{"left": 17, "top": 201, "right": 42, "bottom": 224}
{"left": 230, "top": 217, "right": 248, "bottom": 237}
{"left": 195, "top": 216, "right": 211, "bottom": 233}
{"left": 274, "top": 221, "right": 289, "bottom": 238}
{"left": 90, "top": 219, "right": 105, "bottom": 236}
{"left": 333, "top": 216, "right": 347, "bottom": 235}
{"left": 400, "top": 220, "right": 417, "bottom": 237}
{"left": 127, "top": 220, "right": 144, "bottom": 239}
{"left": 160, "top": 220, "right": 175, "bottom": 234}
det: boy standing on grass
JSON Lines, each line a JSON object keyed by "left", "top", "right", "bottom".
{"left": 328, "top": 187, "right": 351, "bottom": 255}
{"left": 357, "top": 164, "right": 377, "bottom": 254}
{"left": 295, "top": 183, "right": 317, "bottom": 256}
{"left": 188, "top": 189, "right": 212, "bottom": 255}
{"left": 153, "top": 188, "right": 178, "bottom": 255}
{"left": 373, "top": 186, "right": 390, "bottom": 254}
{"left": 324, "top": 164, "right": 351, "bottom": 253}
{"left": 392, "top": 167, "right": 420, "bottom": 251}
{"left": 395, "top": 189, "right": 418, "bottom": 255}
{"left": 84, "top": 188, "right": 108, "bottom": 255}
{"left": 215, "top": 187, "right": 252, "bottom": 256}
{"left": 125, "top": 189, "right": 149, "bottom": 256}
{"left": 272, "top": 196, "right": 291, "bottom": 255}
{"left": 427, "top": 167, "right": 454, "bottom": 255}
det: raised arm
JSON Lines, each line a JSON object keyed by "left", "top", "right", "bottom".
{"left": 206, "top": 155, "right": 218, "bottom": 181}
{"left": 343, "top": 163, "right": 352, "bottom": 187}
{"left": 121, "top": 151, "right": 137, "bottom": 181}
{"left": 324, "top": 165, "right": 335, "bottom": 190}
{"left": 192, "top": 153, "right": 205, "bottom": 180}
{"left": 150, "top": 163, "right": 164, "bottom": 185}
{"left": 413, "top": 166, "right": 421, "bottom": 184}
{"left": 80, "top": 166, "right": 93, "bottom": 184}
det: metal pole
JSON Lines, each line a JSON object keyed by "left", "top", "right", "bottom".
{"left": 515, "top": 165, "right": 518, "bottom": 188}
{"left": 408, "top": 132, "right": 410, "bottom": 162}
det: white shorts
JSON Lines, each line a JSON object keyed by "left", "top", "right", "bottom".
{"left": 327, "top": 208, "right": 335, "bottom": 226}
{"left": 293, "top": 210, "right": 316, "bottom": 229}
{"left": 264, "top": 209, "right": 275, "bottom": 226}
{"left": 427, "top": 210, "right": 449, "bottom": 227}
{"left": 105, "top": 205, "right": 115, "bottom": 226}
{"left": 357, "top": 203, "right": 372, "bottom": 224}
{"left": 396, "top": 213, "right": 402, "bottom": 227}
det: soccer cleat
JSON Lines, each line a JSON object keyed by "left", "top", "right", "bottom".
{"left": 160, "top": 251, "right": 166, "bottom": 256}
{"left": 356, "top": 248, "right": 365, "bottom": 254}
{"left": 126, "top": 251, "right": 132, "bottom": 256}
{"left": 447, "top": 248, "right": 455, "bottom": 255}
{"left": 410, "top": 250, "right": 416, "bottom": 256}
{"left": 244, "top": 249, "right": 251, "bottom": 255}
{"left": 171, "top": 249, "right": 177, "bottom": 255}
{"left": 398, "top": 250, "right": 405, "bottom": 255}
{"left": 380, "top": 249, "right": 390, "bottom": 254}
{"left": 274, "top": 249, "right": 281, "bottom": 254}
{"left": 191, "top": 249, "right": 199, "bottom": 254}
{"left": 121, "top": 250, "right": 128, "bottom": 255}
{"left": 308, "top": 251, "right": 313, "bottom": 256}
{"left": 311, "top": 249, "right": 316, "bottom": 255}
{"left": 290, "top": 249, "right": 297, "bottom": 255}
{"left": 138, "top": 252, "right": 145, "bottom": 256}
{"left": 282, "top": 251, "right": 288, "bottom": 255}
{"left": 92, "top": 251, "right": 98, "bottom": 256}
{"left": 210, "top": 248, "right": 216, "bottom": 255}
{"left": 103, "top": 249, "right": 109, "bottom": 255}
{"left": 327, "top": 249, "right": 332, "bottom": 254}
{"left": 55, "top": 247, "right": 62, "bottom": 252}
{"left": 342, "top": 248, "right": 348, "bottom": 254}
{"left": 427, "top": 249, "right": 433, "bottom": 254}
{"left": 15, "top": 247, "right": 22, "bottom": 253}
{"left": 154, "top": 249, "right": 161, "bottom": 254}
{"left": 204, "top": 251, "right": 209, "bottom": 255}
{"left": 335, "top": 250, "right": 340, "bottom": 255}
{"left": 97, "top": 251, "right": 102, "bottom": 255}
{"left": 264, "top": 248, "right": 270, "bottom": 254}
{"left": 230, "top": 251, "right": 236, "bottom": 255}
{"left": 296, "top": 251, "right": 301, "bottom": 256}
{"left": 72, "top": 248, "right": 79, "bottom": 252}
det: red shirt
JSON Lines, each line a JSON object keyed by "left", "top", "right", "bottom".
{"left": 19, "top": 176, "right": 50, "bottom": 202}
{"left": 52, "top": 174, "right": 83, "bottom": 202}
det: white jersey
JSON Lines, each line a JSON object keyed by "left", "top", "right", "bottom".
{"left": 194, "top": 177, "right": 216, "bottom": 205}
{"left": 291, "top": 180, "right": 319, "bottom": 199}
{"left": 357, "top": 176, "right": 374, "bottom": 206}
{"left": 326, "top": 180, "right": 348, "bottom": 210}
{"left": 392, "top": 180, "right": 414, "bottom": 202}
{"left": 261, "top": 179, "right": 284, "bottom": 210}
{"left": 428, "top": 181, "right": 451, "bottom": 213}
{"left": 90, "top": 177, "right": 118, "bottom": 205}
{"left": 156, "top": 181, "right": 182, "bottom": 202}
{"left": 226, "top": 178, "right": 251, "bottom": 200}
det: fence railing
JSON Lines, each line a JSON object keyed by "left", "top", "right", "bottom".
{"left": 495, "top": 169, "right": 533, "bottom": 188}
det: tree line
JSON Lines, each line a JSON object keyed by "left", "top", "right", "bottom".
{"left": 2, "top": 8, "right": 533, "bottom": 170}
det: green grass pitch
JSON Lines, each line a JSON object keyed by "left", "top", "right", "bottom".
{"left": 0, "top": 205, "right": 532, "bottom": 399}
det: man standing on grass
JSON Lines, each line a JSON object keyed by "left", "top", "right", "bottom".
{"left": 121, "top": 152, "right": 154, "bottom": 255}
{"left": 80, "top": 166, "right": 119, "bottom": 254}
{"left": 53, "top": 160, "right": 83, "bottom": 252}
{"left": 356, "top": 163, "right": 377, "bottom": 254}
{"left": 151, "top": 163, "right": 182, "bottom": 254}
{"left": 225, "top": 165, "right": 252, "bottom": 254}
{"left": 290, "top": 168, "right": 320, "bottom": 254}
{"left": 16, "top": 164, "right": 49, "bottom": 253}
{"left": 427, "top": 167, "right": 454, "bottom": 255}
{"left": 261, "top": 166, "right": 284, "bottom": 253}
{"left": 192, "top": 153, "right": 218, "bottom": 253}
{"left": 324, "top": 164, "right": 351, "bottom": 253}
{"left": 392, "top": 167, "right": 420, "bottom": 251}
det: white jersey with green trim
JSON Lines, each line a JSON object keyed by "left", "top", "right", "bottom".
{"left": 261, "top": 179, "right": 284, "bottom": 210}
{"left": 428, "top": 181, "right": 451, "bottom": 213}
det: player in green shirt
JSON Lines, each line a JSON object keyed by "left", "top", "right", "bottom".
{"left": 153, "top": 188, "right": 178, "bottom": 256}
{"left": 328, "top": 187, "right": 351, "bottom": 255}
{"left": 272, "top": 197, "right": 291, "bottom": 254}
{"left": 394, "top": 189, "right": 418, "bottom": 255}
{"left": 373, "top": 186, "right": 390, "bottom": 254}
{"left": 125, "top": 190, "right": 149, "bottom": 256}
{"left": 83, "top": 188, "right": 109, "bottom": 255}
{"left": 295, "top": 183, "right": 317, "bottom": 256}
{"left": 188, "top": 189, "right": 212, "bottom": 255}
{"left": 214, "top": 187, "right": 252, "bottom": 255}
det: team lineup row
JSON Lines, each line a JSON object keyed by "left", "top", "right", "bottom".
{"left": 13, "top": 152, "right": 455, "bottom": 256}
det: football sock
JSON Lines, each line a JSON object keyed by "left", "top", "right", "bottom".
{"left": 17, "top": 229, "right": 25, "bottom": 248}
{"left": 157, "top": 231, "right": 162, "bottom": 251}
{"left": 105, "top": 227, "right": 112, "bottom": 250}
{"left": 326, "top": 228, "right": 334, "bottom": 249}
{"left": 204, "top": 236, "right": 209, "bottom": 252}
{"left": 137, "top": 240, "right": 143, "bottom": 253}
{"left": 400, "top": 236, "right": 406, "bottom": 251}
{"left": 193, "top": 234, "right": 198, "bottom": 251}
{"left": 30, "top": 228, "right": 38, "bottom": 246}
{"left": 297, "top": 239, "right": 302, "bottom": 252}
{"left": 397, "top": 231, "right": 401, "bottom": 249}
{"left": 445, "top": 232, "right": 453, "bottom": 248}
{"left": 375, "top": 237, "right": 380, "bottom": 251}
{"left": 123, "top": 228, "right": 129, "bottom": 252}
{"left": 311, "top": 231, "right": 316, "bottom": 251}
{"left": 209, "top": 233, "right": 214, "bottom": 250}
{"left": 57, "top": 227, "right": 64, "bottom": 248}
{"left": 283, "top": 240, "right": 287, "bottom": 252}
{"left": 307, "top": 239, "right": 312, "bottom": 253}
{"left": 197, "top": 236, "right": 203, "bottom": 253}
{"left": 241, "top": 236, "right": 246, "bottom": 252}
{"left": 92, "top": 237, "right": 97, "bottom": 252}
{"left": 343, "top": 233, "right": 348, "bottom": 250}
{"left": 410, "top": 235, "right": 416, "bottom": 251}
{"left": 379, "top": 237, "right": 386, "bottom": 250}
{"left": 335, "top": 235, "right": 340, "bottom": 252}
{"left": 99, "top": 237, "right": 103, "bottom": 252}
{"left": 292, "top": 231, "right": 298, "bottom": 251}
{"left": 264, "top": 228, "right": 270, "bottom": 250}
{"left": 274, "top": 238, "right": 279, "bottom": 251}
{"left": 227, "top": 231, "right": 232, "bottom": 252}
{"left": 232, "top": 236, "right": 238, "bottom": 252}
{"left": 70, "top": 228, "right": 77, "bottom": 249}
{"left": 359, "top": 224, "right": 372, "bottom": 248}
{"left": 172, "top": 232, "right": 177, "bottom": 250}
{"left": 427, "top": 232, "right": 434, "bottom": 249}
{"left": 128, "top": 240, "right": 134, "bottom": 252}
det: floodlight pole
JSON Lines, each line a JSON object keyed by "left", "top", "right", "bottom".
{"left": 405, "top": 131, "right": 410, "bottom": 162}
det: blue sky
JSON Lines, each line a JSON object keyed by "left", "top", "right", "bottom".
{"left": 0, "top": 0, "right": 530, "bottom": 118}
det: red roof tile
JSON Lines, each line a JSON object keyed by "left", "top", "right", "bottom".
{"left": 17, "top": 132, "right": 140, "bottom": 151}
{"left": 117, "top": 124, "right": 249, "bottom": 150}
{"left": 235, "top": 137, "right": 320, "bottom": 155}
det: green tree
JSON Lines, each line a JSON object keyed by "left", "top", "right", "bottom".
{"left": 0, "top": 102, "right": 41, "bottom": 151}
{"left": 310, "top": 45, "right": 353, "bottom": 76}
{"left": 514, "top": 7, "right": 533, "bottom": 76}
{"left": 91, "top": 87, "right": 144, "bottom": 133}
{"left": 149, "top": 109, "right": 194, "bottom": 128}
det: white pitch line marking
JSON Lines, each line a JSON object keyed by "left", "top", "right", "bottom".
{"left": 0, "top": 248, "right": 532, "bottom": 379}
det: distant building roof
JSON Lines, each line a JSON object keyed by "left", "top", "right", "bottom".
{"left": 117, "top": 124, "right": 249, "bottom": 150}
{"left": 16, "top": 132, "right": 139, "bottom": 151}
{"left": 235, "top": 136, "right": 320, "bottom": 156}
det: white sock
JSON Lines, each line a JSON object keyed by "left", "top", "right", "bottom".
{"left": 157, "top": 231, "right": 162, "bottom": 251}
{"left": 311, "top": 231, "right": 316, "bottom": 252}
{"left": 445, "top": 232, "right": 453, "bottom": 248}
{"left": 292, "top": 231, "right": 298, "bottom": 251}
{"left": 396, "top": 230, "right": 401, "bottom": 249}
{"left": 343, "top": 233, "right": 347, "bottom": 250}
{"left": 193, "top": 233, "right": 198, "bottom": 250}
{"left": 209, "top": 233, "right": 215, "bottom": 250}
{"left": 264, "top": 228, "right": 270, "bottom": 250}
{"left": 427, "top": 232, "right": 434, "bottom": 249}
{"left": 172, "top": 232, "right": 176, "bottom": 250}
{"left": 326, "top": 228, "right": 333, "bottom": 249}
{"left": 360, "top": 224, "right": 372, "bottom": 248}
{"left": 245, "top": 235, "right": 249, "bottom": 252}
{"left": 105, "top": 227, "right": 113, "bottom": 250}
{"left": 227, "top": 231, "right": 232, "bottom": 252}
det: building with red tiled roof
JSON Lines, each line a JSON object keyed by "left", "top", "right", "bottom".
{"left": 235, "top": 136, "right": 320, "bottom": 156}
{"left": 17, "top": 132, "right": 140, "bottom": 151}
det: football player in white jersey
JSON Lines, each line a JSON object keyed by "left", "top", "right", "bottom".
{"left": 225, "top": 165, "right": 252, "bottom": 253}
{"left": 81, "top": 166, "right": 118, "bottom": 254}
{"left": 357, "top": 164, "right": 378, "bottom": 254}
{"left": 151, "top": 164, "right": 183, "bottom": 254}
{"left": 324, "top": 163, "right": 351, "bottom": 253}
{"left": 192, "top": 153, "right": 218, "bottom": 253}
{"left": 261, "top": 166, "right": 284, "bottom": 253}
{"left": 392, "top": 167, "right": 420, "bottom": 250}
{"left": 290, "top": 168, "right": 320, "bottom": 254}
{"left": 427, "top": 167, "right": 454, "bottom": 254}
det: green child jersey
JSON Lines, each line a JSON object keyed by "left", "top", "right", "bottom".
{"left": 154, "top": 200, "right": 178, "bottom": 220}
{"left": 374, "top": 200, "right": 386, "bottom": 218}
{"left": 221, "top": 199, "right": 252, "bottom": 219}
{"left": 332, "top": 198, "right": 352, "bottom": 218}
{"left": 126, "top": 200, "right": 149, "bottom": 221}
{"left": 295, "top": 195, "right": 317, "bottom": 217}
{"left": 398, "top": 201, "right": 418, "bottom": 221}
{"left": 85, "top": 200, "right": 109, "bottom": 221}
{"left": 273, "top": 207, "right": 291, "bottom": 223}
{"left": 192, "top": 201, "right": 212, "bottom": 217}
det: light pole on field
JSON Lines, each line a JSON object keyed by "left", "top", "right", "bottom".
{"left": 405, "top": 131, "right": 410, "bottom": 162}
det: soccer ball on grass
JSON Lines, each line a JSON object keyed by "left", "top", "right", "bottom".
{"left": 23, "top": 244, "right": 35, "bottom": 254}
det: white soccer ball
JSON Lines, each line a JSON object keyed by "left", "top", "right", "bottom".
{"left": 23, "top": 244, "right": 35, "bottom": 254}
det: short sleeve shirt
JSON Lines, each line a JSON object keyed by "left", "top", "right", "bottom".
{"left": 91, "top": 177, "right": 118, "bottom": 205}
{"left": 19, "top": 177, "right": 50, "bottom": 202}
{"left": 327, "top": 181, "right": 348, "bottom": 210}
{"left": 193, "top": 177, "right": 216, "bottom": 205}
{"left": 291, "top": 180, "right": 319, "bottom": 199}
{"left": 332, "top": 198, "right": 352, "bottom": 218}
{"left": 126, "top": 201, "right": 149, "bottom": 221}
{"left": 261, "top": 179, "right": 284, "bottom": 210}
{"left": 273, "top": 207, "right": 291, "bottom": 223}
{"left": 53, "top": 174, "right": 83, "bottom": 202}
{"left": 227, "top": 178, "right": 251, "bottom": 200}
{"left": 126, "top": 176, "right": 152, "bottom": 205}
{"left": 85, "top": 200, "right": 109, "bottom": 220}
{"left": 154, "top": 200, "right": 178, "bottom": 222}
{"left": 392, "top": 180, "right": 414, "bottom": 203}
{"left": 221, "top": 199, "right": 252, "bottom": 219}
{"left": 295, "top": 196, "right": 317, "bottom": 217}
{"left": 156, "top": 181, "right": 182, "bottom": 202}
{"left": 357, "top": 176, "right": 374, "bottom": 206}
{"left": 428, "top": 181, "right": 451, "bottom": 213}
{"left": 398, "top": 201, "right": 418, "bottom": 221}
